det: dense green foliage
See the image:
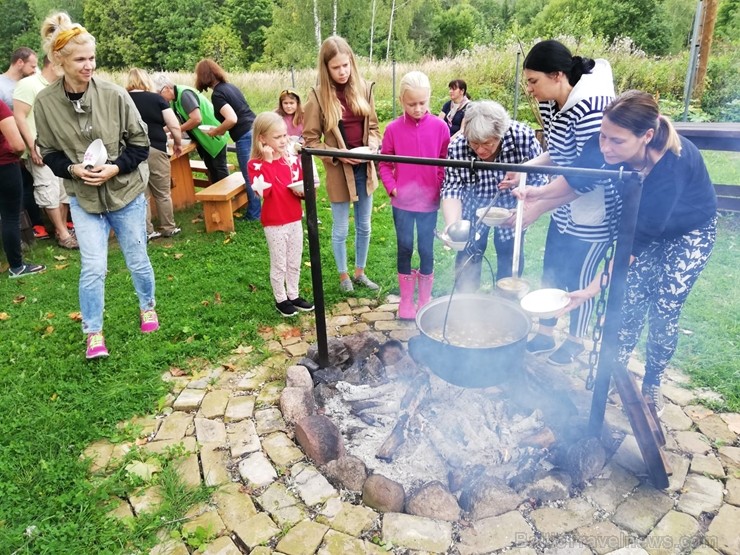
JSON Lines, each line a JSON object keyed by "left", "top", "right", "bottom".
{"left": 3, "top": 0, "right": 737, "bottom": 69}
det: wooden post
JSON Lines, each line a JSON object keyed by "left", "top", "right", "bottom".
{"left": 694, "top": 0, "right": 719, "bottom": 99}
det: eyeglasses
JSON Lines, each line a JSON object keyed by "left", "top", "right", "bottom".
{"left": 469, "top": 139, "right": 500, "bottom": 150}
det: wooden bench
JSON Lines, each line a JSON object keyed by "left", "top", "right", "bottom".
{"left": 190, "top": 160, "right": 236, "bottom": 188}
{"left": 195, "top": 172, "right": 248, "bottom": 232}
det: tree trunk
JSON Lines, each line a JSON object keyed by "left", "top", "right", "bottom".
{"left": 332, "top": 0, "right": 338, "bottom": 35}
{"left": 313, "top": 0, "right": 322, "bottom": 48}
{"left": 386, "top": 0, "right": 396, "bottom": 61}
{"left": 370, "top": 0, "right": 377, "bottom": 60}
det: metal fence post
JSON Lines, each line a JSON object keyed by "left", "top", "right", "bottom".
{"left": 513, "top": 51, "right": 521, "bottom": 120}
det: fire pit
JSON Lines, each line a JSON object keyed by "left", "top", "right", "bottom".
{"left": 300, "top": 331, "right": 609, "bottom": 517}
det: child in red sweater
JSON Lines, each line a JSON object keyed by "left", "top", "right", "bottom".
{"left": 248, "top": 112, "right": 314, "bottom": 317}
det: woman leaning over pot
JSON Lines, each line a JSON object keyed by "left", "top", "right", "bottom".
{"left": 34, "top": 12, "right": 157, "bottom": 360}
{"left": 504, "top": 39, "right": 618, "bottom": 367}
{"left": 516, "top": 90, "right": 717, "bottom": 417}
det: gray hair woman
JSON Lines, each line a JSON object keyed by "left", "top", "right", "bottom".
{"left": 34, "top": 12, "right": 156, "bottom": 359}
{"left": 441, "top": 100, "right": 545, "bottom": 291}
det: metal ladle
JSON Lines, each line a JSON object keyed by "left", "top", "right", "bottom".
{"left": 445, "top": 189, "right": 502, "bottom": 242}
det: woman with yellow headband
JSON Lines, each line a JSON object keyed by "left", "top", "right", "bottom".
{"left": 33, "top": 12, "right": 157, "bottom": 360}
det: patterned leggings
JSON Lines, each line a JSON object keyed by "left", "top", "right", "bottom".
{"left": 264, "top": 221, "right": 304, "bottom": 303}
{"left": 617, "top": 217, "right": 716, "bottom": 386}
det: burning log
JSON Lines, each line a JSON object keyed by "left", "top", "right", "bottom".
{"left": 376, "top": 374, "right": 431, "bottom": 462}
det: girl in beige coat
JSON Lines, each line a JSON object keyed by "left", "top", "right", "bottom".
{"left": 303, "top": 36, "right": 381, "bottom": 293}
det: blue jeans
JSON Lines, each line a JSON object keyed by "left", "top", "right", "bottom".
{"left": 330, "top": 164, "right": 372, "bottom": 274}
{"left": 392, "top": 207, "right": 436, "bottom": 275}
{"left": 70, "top": 194, "right": 156, "bottom": 334}
{"left": 234, "top": 130, "right": 262, "bottom": 220}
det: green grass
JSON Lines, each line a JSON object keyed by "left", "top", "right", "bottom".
{"left": 1, "top": 171, "right": 738, "bottom": 552}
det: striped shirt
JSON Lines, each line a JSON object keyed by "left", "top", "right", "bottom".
{"left": 442, "top": 120, "right": 546, "bottom": 242}
{"left": 537, "top": 58, "right": 618, "bottom": 241}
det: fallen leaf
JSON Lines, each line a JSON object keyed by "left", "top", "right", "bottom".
{"left": 135, "top": 437, "right": 149, "bottom": 446}
{"left": 53, "top": 255, "right": 67, "bottom": 261}
{"left": 167, "top": 275, "right": 174, "bottom": 281}
{"left": 223, "top": 236, "right": 231, "bottom": 245}
{"left": 249, "top": 284, "right": 258, "bottom": 292}
{"left": 258, "top": 326, "right": 273, "bottom": 335}
{"left": 50, "top": 393, "right": 58, "bottom": 401}
{"left": 43, "top": 326, "right": 54, "bottom": 336}
{"left": 0, "top": 313, "right": 10, "bottom": 321}
{"left": 68, "top": 312, "right": 83, "bottom": 321}
{"left": 54, "top": 264, "right": 69, "bottom": 270}
{"left": 280, "top": 327, "right": 301, "bottom": 339}
{"left": 201, "top": 300, "right": 210, "bottom": 306}
{"left": 169, "top": 367, "right": 187, "bottom": 377}
{"left": 191, "top": 217, "right": 203, "bottom": 223}
{"left": 231, "top": 344, "right": 253, "bottom": 355}
{"left": 174, "top": 253, "right": 184, "bottom": 260}
{"left": 222, "top": 362, "right": 236, "bottom": 371}
{"left": 13, "top": 295, "right": 26, "bottom": 304}
{"left": 45, "top": 312, "right": 55, "bottom": 320}
{"left": 214, "top": 292, "right": 222, "bottom": 304}
{"left": 304, "top": 261, "right": 311, "bottom": 267}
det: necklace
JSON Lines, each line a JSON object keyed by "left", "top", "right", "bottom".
{"left": 63, "top": 79, "right": 87, "bottom": 114}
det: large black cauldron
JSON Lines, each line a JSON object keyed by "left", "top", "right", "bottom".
{"left": 408, "top": 294, "right": 531, "bottom": 388}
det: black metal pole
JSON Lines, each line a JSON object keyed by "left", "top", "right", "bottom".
{"left": 588, "top": 173, "right": 644, "bottom": 435}
{"left": 301, "top": 151, "right": 329, "bottom": 367}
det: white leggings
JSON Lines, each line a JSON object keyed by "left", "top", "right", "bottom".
{"left": 264, "top": 221, "right": 304, "bottom": 302}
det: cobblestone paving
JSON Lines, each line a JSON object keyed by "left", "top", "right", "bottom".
{"left": 82, "top": 296, "right": 740, "bottom": 555}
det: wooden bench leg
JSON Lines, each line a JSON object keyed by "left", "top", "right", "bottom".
{"left": 201, "top": 200, "right": 236, "bottom": 233}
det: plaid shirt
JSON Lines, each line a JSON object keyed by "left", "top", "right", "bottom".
{"left": 441, "top": 120, "right": 546, "bottom": 242}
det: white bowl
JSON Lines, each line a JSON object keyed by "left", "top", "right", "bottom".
{"left": 520, "top": 288, "right": 570, "bottom": 318}
{"left": 476, "top": 206, "right": 513, "bottom": 227}
{"left": 348, "top": 146, "right": 374, "bottom": 155}
{"left": 83, "top": 139, "right": 108, "bottom": 169}
{"left": 198, "top": 124, "right": 216, "bottom": 132}
{"left": 287, "top": 180, "right": 319, "bottom": 194}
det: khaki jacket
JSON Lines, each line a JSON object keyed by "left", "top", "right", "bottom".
{"left": 303, "top": 80, "right": 381, "bottom": 203}
{"left": 35, "top": 78, "right": 149, "bottom": 214}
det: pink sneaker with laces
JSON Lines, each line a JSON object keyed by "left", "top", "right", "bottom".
{"left": 140, "top": 309, "right": 160, "bottom": 333}
{"left": 86, "top": 332, "right": 109, "bottom": 359}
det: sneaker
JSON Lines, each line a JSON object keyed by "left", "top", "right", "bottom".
{"left": 33, "top": 225, "right": 50, "bottom": 240}
{"left": 353, "top": 273, "right": 379, "bottom": 290}
{"left": 86, "top": 332, "right": 109, "bottom": 359}
{"left": 547, "top": 339, "right": 585, "bottom": 366}
{"left": 8, "top": 263, "right": 46, "bottom": 279}
{"left": 642, "top": 382, "right": 665, "bottom": 417}
{"left": 276, "top": 300, "right": 297, "bottom": 317}
{"left": 147, "top": 231, "right": 162, "bottom": 241}
{"left": 162, "top": 227, "right": 181, "bottom": 237}
{"left": 339, "top": 277, "right": 354, "bottom": 293}
{"left": 290, "top": 297, "right": 314, "bottom": 312}
{"left": 526, "top": 334, "right": 556, "bottom": 354}
{"left": 140, "top": 309, "right": 160, "bottom": 333}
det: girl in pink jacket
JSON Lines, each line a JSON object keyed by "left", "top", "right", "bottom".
{"left": 379, "top": 71, "right": 450, "bottom": 319}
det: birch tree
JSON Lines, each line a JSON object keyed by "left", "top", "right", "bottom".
{"left": 313, "top": 0, "right": 322, "bottom": 47}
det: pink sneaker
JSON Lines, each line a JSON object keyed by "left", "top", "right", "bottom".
{"left": 140, "top": 309, "right": 160, "bottom": 333}
{"left": 86, "top": 333, "right": 109, "bottom": 359}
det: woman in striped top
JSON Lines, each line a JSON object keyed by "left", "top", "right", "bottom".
{"left": 510, "top": 40, "right": 617, "bottom": 366}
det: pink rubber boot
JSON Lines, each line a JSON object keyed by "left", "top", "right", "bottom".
{"left": 398, "top": 273, "right": 417, "bottom": 320}
{"left": 417, "top": 271, "right": 434, "bottom": 310}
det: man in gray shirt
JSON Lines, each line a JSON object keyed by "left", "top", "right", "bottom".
{"left": 0, "top": 48, "right": 38, "bottom": 109}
